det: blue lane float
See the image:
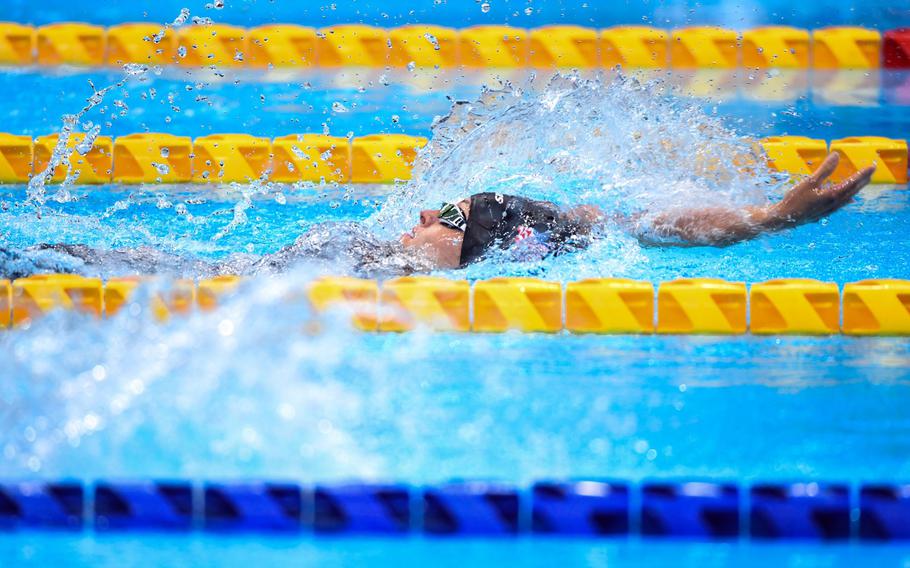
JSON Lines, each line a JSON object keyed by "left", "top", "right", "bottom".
{"left": 750, "top": 483, "right": 851, "bottom": 540}
{"left": 94, "top": 481, "right": 193, "bottom": 531}
{"left": 641, "top": 482, "right": 740, "bottom": 539}
{"left": 311, "top": 484, "right": 411, "bottom": 534}
{"left": 203, "top": 482, "right": 302, "bottom": 532}
{"left": 531, "top": 481, "right": 630, "bottom": 535}
{"left": 2, "top": 479, "right": 910, "bottom": 540}
{"left": 859, "top": 484, "right": 910, "bottom": 541}
{"left": 0, "top": 482, "right": 83, "bottom": 530}
{"left": 423, "top": 483, "right": 520, "bottom": 535}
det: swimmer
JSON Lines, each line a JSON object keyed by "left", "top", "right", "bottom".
{"left": 400, "top": 153, "right": 876, "bottom": 269}
{"left": 1, "top": 153, "right": 874, "bottom": 279}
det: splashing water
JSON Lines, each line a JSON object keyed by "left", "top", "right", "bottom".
{"left": 372, "top": 74, "right": 778, "bottom": 238}
{"left": 23, "top": 7, "right": 196, "bottom": 214}
{"left": 362, "top": 73, "right": 785, "bottom": 279}
{"left": 5, "top": 73, "right": 790, "bottom": 281}
{"left": 0, "top": 267, "right": 616, "bottom": 480}
{"left": 0, "top": 270, "right": 389, "bottom": 478}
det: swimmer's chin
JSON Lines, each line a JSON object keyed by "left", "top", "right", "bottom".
{"left": 399, "top": 229, "right": 417, "bottom": 245}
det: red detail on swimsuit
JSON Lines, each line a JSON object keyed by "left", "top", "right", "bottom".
{"left": 514, "top": 225, "right": 533, "bottom": 243}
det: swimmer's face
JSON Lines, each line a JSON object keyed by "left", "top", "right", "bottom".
{"left": 400, "top": 199, "right": 470, "bottom": 269}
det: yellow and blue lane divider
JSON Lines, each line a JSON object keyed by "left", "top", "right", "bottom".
{"left": 0, "top": 132, "right": 906, "bottom": 185}
{"left": 3, "top": 274, "right": 910, "bottom": 336}
{"left": 0, "top": 478, "right": 909, "bottom": 539}
{"left": 1, "top": 22, "right": 910, "bottom": 69}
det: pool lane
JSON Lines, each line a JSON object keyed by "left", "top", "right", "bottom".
{"left": 0, "top": 69, "right": 909, "bottom": 140}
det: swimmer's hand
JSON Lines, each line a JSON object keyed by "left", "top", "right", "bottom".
{"left": 761, "top": 152, "right": 875, "bottom": 230}
{"left": 645, "top": 152, "right": 875, "bottom": 246}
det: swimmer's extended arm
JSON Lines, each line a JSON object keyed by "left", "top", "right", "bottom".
{"left": 644, "top": 153, "right": 875, "bottom": 246}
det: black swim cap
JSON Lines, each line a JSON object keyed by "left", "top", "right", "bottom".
{"left": 460, "top": 193, "right": 581, "bottom": 266}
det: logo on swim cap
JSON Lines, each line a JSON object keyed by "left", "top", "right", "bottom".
{"left": 494, "top": 193, "right": 504, "bottom": 204}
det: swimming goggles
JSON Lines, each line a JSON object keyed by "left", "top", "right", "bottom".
{"left": 438, "top": 201, "right": 467, "bottom": 232}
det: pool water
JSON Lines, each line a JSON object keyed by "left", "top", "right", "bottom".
{"left": 2, "top": 534, "right": 910, "bottom": 568}
{"left": 2, "top": 1, "right": 910, "bottom": 566}
{"left": 1, "top": 69, "right": 909, "bottom": 141}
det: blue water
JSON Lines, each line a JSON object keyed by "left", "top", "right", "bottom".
{"left": 2, "top": 535, "right": 910, "bottom": 568}
{"left": 2, "top": 182, "right": 909, "bottom": 282}
{"left": 1, "top": 70, "right": 909, "bottom": 140}
{"left": 5, "top": 0, "right": 910, "bottom": 29}
{"left": 3, "top": 1, "right": 910, "bottom": 566}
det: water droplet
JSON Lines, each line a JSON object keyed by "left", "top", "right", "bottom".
{"left": 481, "top": 2, "right": 491, "bottom": 13}
{"left": 407, "top": 61, "right": 416, "bottom": 72}
{"left": 160, "top": 147, "right": 170, "bottom": 158}
{"left": 122, "top": 63, "right": 149, "bottom": 76}
{"left": 423, "top": 33, "right": 441, "bottom": 51}
{"left": 172, "top": 8, "right": 190, "bottom": 27}
{"left": 331, "top": 101, "right": 349, "bottom": 113}
{"left": 177, "top": 46, "right": 187, "bottom": 58}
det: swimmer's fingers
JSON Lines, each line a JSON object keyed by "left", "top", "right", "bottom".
{"left": 792, "top": 152, "right": 839, "bottom": 194}
{"left": 808, "top": 153, "right": 839, "bottom": 187}
{"left": 812, "top": 166, "right": 875, "bottom": 220}
{"left": 774, "top": 153, "right": 840, "bottom": 216}
{"left": 824, "top": 166, "right": 875, "bottom": 212}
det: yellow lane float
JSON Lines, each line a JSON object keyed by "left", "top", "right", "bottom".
{"left": 829, "top": 137, "right": 908, "bottom": 184}
{"left": 670, "top": 26, "right": 739, "bottom": 69}
{"left": 3, "top": 275, "right": 908, "bottom": 336}
{"left": 191, "top": 134, "right": 272, "bottom": 183}
{"left": 37, "top": 23, "right": 105, "bottom": 66}
{"left": 813, "top": 27, "right": 881, "bottom": 69}
{"left": 107, "top": 23, "right": 176, "bottom": 65}
{"left": 750, "top": 279, "right": 840, "bottom": 335}
{"left": 741, "top": 26, "right": 810, "bottom": 68}
{"left": 657, "top": 279, "right": 747, "bottom": 334}
{"left": 0, "top": 22, "right": 35, "bottom": 65}
{"left": 33, "top": 133, "right": 113, "bottom": 184}
{"left": 11, "top": 274, "right": 103, "bottom": 327}
{"left": 350, "top": 134, "right": 427, "bottom": 183}
{"left": 307, "top": 277, "right": 379, "bottom": 331}
{"left": 565, "top": 278, "right": 654, "bottom": 334}
{"left": 389, "top": 25, "right": 459, "bottom": 68}
{"left": 271, "top": 134, "right": 350, "bottom": 183}
{"left": 0, "top": 133, "right": 33, "bottom": 183}
{"left": 459, "top": 25, "right": 528, "bottom": 67}
{"left": 197, "top": 276, "right": 243, "bottom": 312}
{"left": 177, "top": 24, "right": 247, "bottom": 67}
{"left": 247, "top": 25, "right": 317, "bottom": 67}
{"left": 379, "top": 276, "right": 471, "bottom": 332}
{"left": 760, "top": 136, "right": 829, "bottom": 175}
{"left": 601, "top": 26, "right": 668, "bottom": 68}
{"left": 104, "top": 277, "right": 197, "bottom": 321}
{"left": 316, "top": 25, "right": 389, "bottom": 67}
{"left": 0, "top": 279, "right": 11, "bottom": 329}
{"left": 473, "top": 278, "right": 562, "bottom": 333}
{"left": 842, "top": 280, "right": 910, "bottom": 336}
{"left": 529, "top": 25, "right": 599, "bottom": 68}
{"left": 112, "top": 133, "right": 193, "bottom": 184}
